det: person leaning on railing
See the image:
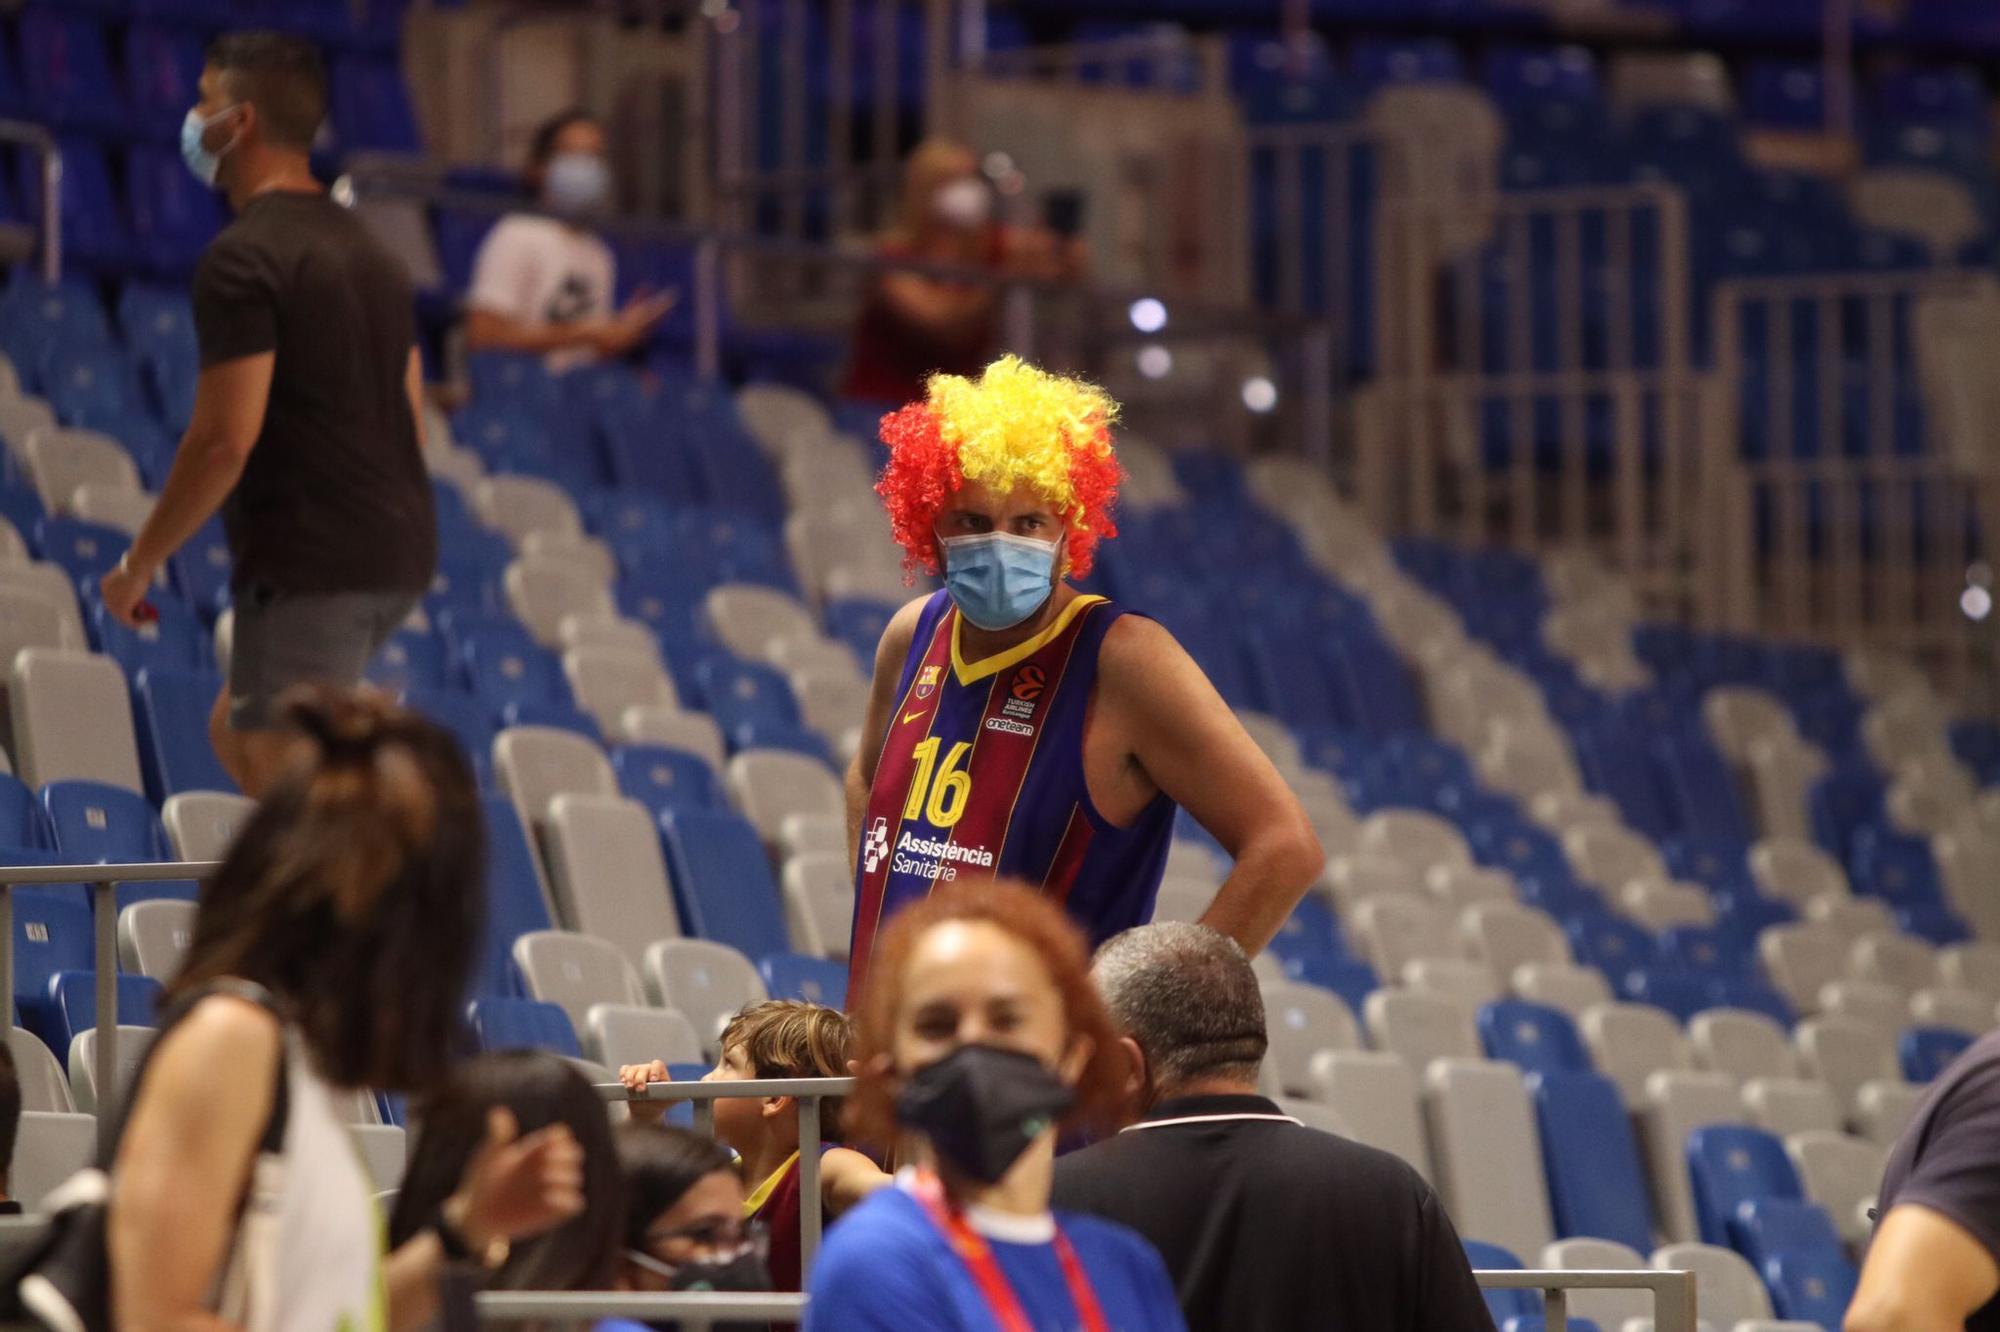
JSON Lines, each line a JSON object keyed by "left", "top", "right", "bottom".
{"left": 108, "top": 689, "right": 586, "bottom": 1332}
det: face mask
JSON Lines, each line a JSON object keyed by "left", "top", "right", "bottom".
{"left": 940, "top": 531, "right": 1059, "bottom": 631}
{"left": 626, "top": 1245, "right": 772, "bottom": 1292}
{"left": 933, "top": 177, "right": 992, "bottom": 228}
{"left": 545, "top": 152, "right": 612, "bottom": 214}
{"left": 180, "top": 105, "right": 241, "bottom": 188}
{"left": 895, "top": 1044, "right": 1074, "bottom": 1185}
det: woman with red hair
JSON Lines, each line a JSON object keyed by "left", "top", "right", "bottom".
{"left": 805, "top": 880, "right": 1184, "bottom": 1330}
{"left": 844, "top": 356, "right": 1323, "bottom": 990}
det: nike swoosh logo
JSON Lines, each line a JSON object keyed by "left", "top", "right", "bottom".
{"left": 903, "top": 710, "right": 926, "bottom": 725}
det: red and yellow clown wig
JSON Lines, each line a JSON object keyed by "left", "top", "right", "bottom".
{"left": 875, "top": 355, "right": 1123, "bottom": 579}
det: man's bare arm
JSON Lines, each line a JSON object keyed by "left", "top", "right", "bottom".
{"left": 124, "top": 353, "right": 273, "bottom": 578}
{"left": 844, "top": 596, "right": 930, "bottom": 868}
{"left": 1103, "top": 616, "right": 1322, "bottom": 955}
{"left": 1847, "top": 1204, "right": 2000, "bottom": 1332}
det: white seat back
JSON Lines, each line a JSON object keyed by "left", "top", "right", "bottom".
{"left": 8, "top": 1026, "right": 73, "bottom": 1112}
{"left": 1641, "top": 1071, "right": 1748, "bottom": 1243}
{"left": 117, "top": 899, "right": 198, "bottom": 980}
{"left": 1358, "top": 809, "right": 1473, "bottom": 875}
{"left": 494, "top": 726, "right": 617, "bottom": 828}
{"left": 1461, "top": 901, "right": 1568, "bottom": 978}
{"left": 1510, "top": 962, "right": 1614, "bottom": 1020}
{"left": 473, "top": 475, "right": 582, "bottom": 548}
{"left": 586, "top": 1003, "right": 702, "bottom": 1071}
{"left": 1365, "top": 988, "right": 1481, "bottom": 1076}
{"left": 1796, "top": 1016, "right": 1904, "bottom": 1118}
{"left": 1353, "top": 894, "right": 1459, "bottom": 978}
{"left": 1309, "top": 1049, "right": 1431, "bottom": 1179}
{"left": 1424, "top": 1058, "right": 1553, "bottom": 1261}
{"left": 1648, "top": 1243, "right": 1774, "bottom": 1325}
{"left": 1582, "top": 1002, "right": 1694, "bottom": 1107}
{"left": 643, "top": 938, "right": 769, "bottom": 1057}
{"left": 1540, "top": 1238, "right": 1649, "bottom": 1327}
{"left": 1786, "top": 1130, "right": 1886, "bottom": 1244}
{"left": 161, "top": 791, "right": 254, "bottom": 862}
{"left": 1749, "top": 837, "right": 1849, "bottom": 907}
{"left": 512, "top": 930, "right": 647, "bottom": 1035}
{"left": 725, "top": 751, "right": 844, "bottom": 846}
{"left": 1689, "top": 1009, "right": 1797, "bottom": 1083}
{"left": 1742, "top": 1076, "right": 1843, "bottom": 1139}
{"left": 11, "top": 648, "right": 142, "bottom": 791}
{"left": 564, "top": 647, "right": 677, "bottom": 734}
{"left": 1260, "top": 980, "right": 1361, "bottom": 1096}
{"left": 619, "top": 706, "right": 726, "bottom": 769}
{"left": 544, "top": 794, "right": 682, "bottom": 970}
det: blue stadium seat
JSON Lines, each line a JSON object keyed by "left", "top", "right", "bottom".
{"left": 659, "top": 810, "right": 790, "bottom": 961}
{"left": 1529, "top": 1070, "right": 1653, "bottom": 1253}
{"left": 1316, "top": 957, "right": 1379, "bottom": 1019}
{"left": 1896, "top": 901, "right": 1971, "bottom": 947}
{"left": 727, "top": 720, "right": 832, "bottom": 764}
{"left": 168, "top": 519, "right": 233, "bottom": 619}
{"left": 37, "top": 517, "right": 130, "bottom": 584}
{"left": 365, "top": 629, "right": 448, "bottom": 694}
{"left": 0, "top": 773, "right": 42, "bottom": 851}
{"left": 1847, "top": 828, "right": 1945, "bottom": 906}
{"left": 758, "top": 952, "right": 848, "bottom": 1008}
{"left": 469, "top": 997, "right": 581, "bottom": 1057}
{"left": 38, "top": 344, "right": 136, "bottom": 427}
{"left": 1565, "top": 914, "right": 1658, "bottom": 976}
{"left": 1808, "top": 767, "right": 1884, "bottom": 862}
{"left": 127, "top": 144, "right": 226, "bottom": 276}
{"left": 40, "top": 782, "right": 166, "bottom": 864}
{"left": 330, "top": 55, "right": 421, "bottom": 152}
{"left": 1687, "top": 1124, "right": 1804, "bottom": 1247}
{"left": 694, "top": 656, "right": 800, "bottom": 736}
{"left": 459, "top": 627, "right": 564, "bottom": 711}
{"left": 1708, "top": 975, "right": 1796, "bottom": 1029}
{"left": 91, "top": 594, "right": 207, "bottom": 679}
{"left": 125, "top": 24, "right": 207, "bottom": 133}
{"left": 1900, "top": 1025, "right": 1975, "bottom": 1083}
{"left": 1478, "top": 1001, "right": 1591, "bottom": 1078}
{"left": 1764, "top": 1248, "right": 1859, "bottom": 1329}
{"left": 660, "top": 1061, "right": 714, "bottom": 1129}
{"left": 0, "top": 276, "right": 112, "bottom": 356}
{"left": 1620, "top": 969, "right": 1717, "bottom": 1024}
{"left": 612, "top": 744, "right": 723, "bottom": 818}
{"left": 1266, "top": 894, "right": 1347, "bottom": 991}
{"left": 1462, "top": 1241, "right": 1539, "bottom": 1325}
{"left": 18, "top": 11, "right": 129, "bottom": 134}
{"left": 9, "top": 887, "right": 90, "bottom": 1030}
{"left": 38, "top": 972, "right": 164, "bottom": 1060}
{"left": 17, "top": 139, "right": 131, "bottom": 273}
{"left": 822, "top": 598, "right": 899, "bottom": 666}
{"left": 404, "top": 689, "right": 497, "bottom": 791}
{"left": 1660, "top": 836, "right": 1752, "bottom": 894}
{"left": 477, "top": 799, "right": 551, "bottom": 998}
{"left": 133, "top": 668, "right": 235, "bottom": 803}
{"left": 580, "top": 489, "right": 677, "bottom": 548}
{"left": 1731, "top": 1197, "right": 1848, "bottom": 1273}
{"left": 1657, "top": 925, "right": 1750, "bottom": 977}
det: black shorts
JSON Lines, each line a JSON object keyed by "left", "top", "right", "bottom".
{"left": 228, "top": 583, "right": 417, "bottom": 731}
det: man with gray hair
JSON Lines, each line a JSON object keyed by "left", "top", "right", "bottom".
{"left": 1052, "top": 922, "right": 1495, "bottom": 1332}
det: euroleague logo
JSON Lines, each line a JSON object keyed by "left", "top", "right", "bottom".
{"left": 993, "top": 665, "right": 1046, "bottom": 735}
{"left": 1011, "top": 666, "right": 1046, "bottom": 703}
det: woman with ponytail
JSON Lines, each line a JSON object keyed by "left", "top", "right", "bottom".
{"left": 108, "top": 687, "right": 585, "bottom": 1332}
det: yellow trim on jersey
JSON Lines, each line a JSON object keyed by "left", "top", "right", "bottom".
{"left": 743, "top": 1149, "right": 800, "bottom": 1219}
{"left": 950, "top": 595, "right": 1105, "bottom": 686}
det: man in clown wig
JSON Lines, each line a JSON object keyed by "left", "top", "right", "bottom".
{"left": 845, "top": 356, "right": 1324, "bottom": 988}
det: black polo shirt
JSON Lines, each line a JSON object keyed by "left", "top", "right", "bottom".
{"left": 1052, "top": 1093, "right": 1495, "bottom": 1332}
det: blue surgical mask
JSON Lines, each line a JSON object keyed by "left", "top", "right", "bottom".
{"left": 180, "top": 105, "right": 241, "bottom": 188}
{"left": 940, "top": 531, "right": 1060, "bottom": 631}
{"left": 544, "top": 152, "right": 611, "bottom": 214}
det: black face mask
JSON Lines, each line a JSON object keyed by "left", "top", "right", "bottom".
{"left": 627, "top": 1246, "right": 772, "bottom": 1293}
{"left": 894, "top": 1044, "right": 1075, "bottom": 1185}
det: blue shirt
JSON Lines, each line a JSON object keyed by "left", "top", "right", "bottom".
{"left": 806, "top": 1183, "right": 1187, "bottom": 1332}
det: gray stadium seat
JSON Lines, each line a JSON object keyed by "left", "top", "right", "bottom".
{"left": 643, "top": 938, "right": 768, "bottom": 1058}
{"left": 1511, "top": 962, "right": 1615, "bottom": 1020}
{"left": 1818, "top": 979, "right": 1910, "bottom": 1031}
{"left": 68, "top": 1025, "right": 156, "bottom": 1118}
{"left": 69, "top": 484, "right": 153, "bottom": 536}
{"left": 779, "top": 812, "right": 847, "bottom": 863}
{"left": 352, "top": 1124, "right": 408, "bottom": 1191}
{"left": 1151, "top": 874, "right": 1216, "bottom": 925}
{"left": 1806, "top": 894, "right": 1896, "bottom": 943}
{"left": 1647, "top": 1243, "right": 1774, "bottom": 1327}
{"left": 1427, "top": 864, "right": 1515, "bottom": 912}
{"left": 1749, "top": 837, "right": 1849, "bottom": 909}
{"left": 1941, "top": 942, "right": 2000, "bottom": 1000}
{"left": 1259, "top": 979, "right": 1362, "bottom": 1097}
{"left": 1326, "top": 854, "right": 1425, "bottom": 911}
{"left": 13, "top": 1111, "right": 94, "bottom": 1208}
{"left": 1640, "top": 1071, "right": 1747, "bottom": 1243}
{"left": 782, "top": 852, "right": 854, "bottom": 959}
{"left": 563, "top": 647, "right": 677, "bottom": 735}
{"left": 791, "top": 668, "right": 870, "bottom": 746}
{"left": 1403, "top": 958, "right": 1501, "bottom": 1016}
{"left": 544, "top": 794, "right": 682, "bottom": 970}
{"left": 117, "top": 899, "right": 197, "bottom": 980}
{"left": 560, "top": 614, "right": 665, "bottom": 663}
{"left": 520, "top": 531, "right": 617, "bottom": 587}
{"left": 161, "top": 790, "right": 254, "bottom": 862}
{"left": 1460, "top": 901, "right": 1568, "bottom": 980}
{"left": 23, "top": 426, "right": 141, "bottom": 511}
{"left": 1353, "top": 895, "right": 1459, "bottom": 980}
{"left": 1582, "top": 1002, "right": 1696, "bottom": 1107}
{"left": 1541, "top": 1238, "right": 1649, "bottom": 1327}
{"left": 0, "top": 563, "right": 87, "bottom": 649}
{"left": 1759, "top": 924, "right": 1850, "bottom": 1016}
{"left": 8, "top": 1026, "right": 73, "bottom": 1112}
{"left": 562, "top": 1057, "right": 630, "bottom": 1125}
{"left": 506, "top": 558, "right": 617, "bottom": 647}
{"left": 1910, "top": 986, "right": 1996, "bottom": 1032}
{"left": 1742, "top": 1077, "right": 1842, "bottom": 1139}
{"left": 494, "top": 725, "right": 617, "bottom": 833}
{"left": 512, "top": 930, "right": 647, "bottom": 1036}
{"left": 1564, "top": 824, "right": 1667, "bottom": 893}
{"left": 1308, "top": 1049, "right": 1431, "bottom": 1180}
{"left": 1358, "top": 809, "right": 1473, "bottom": 875}
{"left": 619, "top": 705, "right": 726, "bottom": 769}
{"left": 1850, "top": 931, "right": 1940, "bottom": 994}
{"left": 1786, "top": 1130, "right": 1884, "bottom": 1246}
{"left": 10, "top": 648, "right": 143, "bottom": 791}
{"left": 1366, "top": 989, "right": 1481, "bottom": 1080}
{"left": 1795, "top": 1016, "right": 1904, "bottom": 1121}
{"left": 0, "top": 396, "right": 54, "bottom": 456}
{"left": 725, "top": 751, "right": 843, "bottom": 848}
{"left": 586, "top": 1003, "right": 702, "bottom": 1071}
{"left": 0, "top": 588, "right": 78, "bottom": 683}
{"left": 704, "top": 585, "right": 822, "bottom": 660}
{"left": 736, "top": 383, "right": 833, "bottom": 455}
{"left": 1856, "top": 1079, "right": 1926, "bottom": 1147}
{"left": 1690, "top": 1009, "right": 1798, "bottom": 1083}
{"left": 1424, "top": 1057, "right": 1553, "bottom": 1261}
{"left": 1273, "top": 1096, "right": 1345, "bottom": 1136}
{"left": 473, "top": 475, "right": 582, "bottom": 549}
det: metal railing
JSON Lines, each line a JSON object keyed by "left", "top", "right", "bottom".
{"left": 0, "top": 122, "right": 61, "bottom": 284}
{"left": 598, "top": 1074, "right": 855, "bottom": 1279}
{"left": 1479, "top": 1268, "right": 1697, "bottom": 1331}
{"left": 0, "top": 860, "right": 220, "bottom": 1158}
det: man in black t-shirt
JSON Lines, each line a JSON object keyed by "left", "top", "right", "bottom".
{"left": 99, "top": 32, "right": 435, "bottom": 796}
{"left": 1052, "top": 922, "right": 1495, "bottom": 1332}
{"left": 1850, "top": 1030, "right": 2000, "bottom": 1331}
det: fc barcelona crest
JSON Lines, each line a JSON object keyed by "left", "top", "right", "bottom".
{"left": 916, "top": 664, "right": 942, "bottom": 699}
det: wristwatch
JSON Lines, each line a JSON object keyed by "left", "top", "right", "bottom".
{"left": 436, "top": 1196, "right": 511, "bottom": 1271}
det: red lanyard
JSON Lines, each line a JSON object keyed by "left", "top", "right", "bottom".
{"left": 908, "top": 1171, "right": 1110, "bottom": 1332}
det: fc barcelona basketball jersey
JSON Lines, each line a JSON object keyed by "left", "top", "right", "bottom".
{"left": 850, "top": 591, "right": 1176, "bottom": 987}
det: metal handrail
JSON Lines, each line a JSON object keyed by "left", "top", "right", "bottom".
{"left": 1477, "top": 1268, "right": 1697, "bottom": 1331}
{"left": 0, "top": 121, "right": 61, "bottom": 284}
{"left": 0, "top": 860, "right": 221, "bottom": 1157}
{"left": 598, "top": 1074, "right": 856, "bottom": 1278}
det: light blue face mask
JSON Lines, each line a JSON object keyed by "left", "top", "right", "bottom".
{"left": 544, "top": 152, "right": 612, "bottom": 214}
{"left": 940, "top": 531, "right": 1061, "bottom": 631}
{"left": 180, "top": 104, "right": 242, "bottom": 189}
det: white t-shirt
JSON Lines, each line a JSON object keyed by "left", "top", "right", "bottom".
{"left": 467, "top": 213, "right": 617, "bottom": 370}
